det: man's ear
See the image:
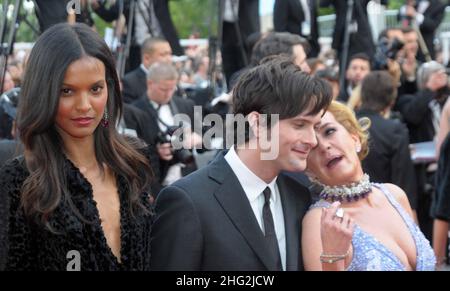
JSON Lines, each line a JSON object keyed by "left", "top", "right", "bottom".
{"left": 247, "top": 111, "right": 260, "bottom": 139}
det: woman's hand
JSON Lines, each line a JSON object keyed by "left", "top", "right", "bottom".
{"left": 320, "top": 202, "right": 355, "bottom": 257}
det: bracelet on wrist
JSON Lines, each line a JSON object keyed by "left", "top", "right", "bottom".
{"left": 320, "top": 249, "right": 350, "bottom": 264}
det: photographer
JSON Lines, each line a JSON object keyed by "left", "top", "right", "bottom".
{"left": 398, "top": 0, "right": 446, "bottom": 61}
{"left": 399, "top": 61, "right": 448, "bottom": 144}
{"left": 132, "top": 62, "right": 201, "bottom": 191}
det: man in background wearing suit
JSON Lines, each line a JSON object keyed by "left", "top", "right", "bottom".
{"left": 122, "top": 37, "right": 172, "bottom": 103}
{"left": 274, "top": 0, "right": 320, "bottom": 57}
{"left": 150, "top": 57, "right": 333, "bottom": 271}
{"left": 133, "top": 62, "right": 201, "bottom": 193}
{"left": 221, "top": 0, "right": 260, "bottom": 88}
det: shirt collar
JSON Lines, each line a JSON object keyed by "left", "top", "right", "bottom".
{"left": 140, "top": 64, "right": 149, "bottom": 75}
{"left": 149, "top": 100, "right": 160, "bottom": 110}
{"left": 225, "top": 146, "right": 278, "bottom": 203}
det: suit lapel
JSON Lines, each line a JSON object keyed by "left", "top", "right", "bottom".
{"left": 277, "top": 176, "right": 300, "bottom": 271}
{"left": 209, "top": 154, "right": 277, "bottom": 270}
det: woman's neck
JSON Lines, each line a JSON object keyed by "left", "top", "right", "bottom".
{"left": 63, "top": 136, "right": 98, "bottom": 170}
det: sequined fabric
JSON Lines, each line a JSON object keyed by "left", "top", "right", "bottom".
{"left": 309, "top": 183, "right": 436, "bottom": 271}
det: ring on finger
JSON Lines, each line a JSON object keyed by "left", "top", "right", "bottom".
{"left": 335, "top": 208, "right": 344, "bottom": 219}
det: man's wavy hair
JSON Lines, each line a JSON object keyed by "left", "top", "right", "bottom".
{"left": 232, "top": 56, "right": 333, "bottom": 144}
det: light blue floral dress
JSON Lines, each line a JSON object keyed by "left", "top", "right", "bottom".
{"left": 310, "top": 184, "right": 436, "bottom": 271}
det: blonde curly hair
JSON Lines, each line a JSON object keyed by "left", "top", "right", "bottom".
{"left": 327, "top": 101, "right": 371, "bottom": 160}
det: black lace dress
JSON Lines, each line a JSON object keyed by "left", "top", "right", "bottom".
{"left": 0, "top": 156, "right": 153, "bottom": 271}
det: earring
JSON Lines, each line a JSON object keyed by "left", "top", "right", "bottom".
{"left": 101, "top": 108, "right": 109, "bottom": 128}
{"left": 356, "top": 144, "right": 361, "bottom": 153}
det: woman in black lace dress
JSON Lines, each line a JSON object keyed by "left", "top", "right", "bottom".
{"left": 0, "top": 23, "right": 154, "bottom": 271}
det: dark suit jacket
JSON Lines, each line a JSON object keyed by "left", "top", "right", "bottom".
{"left": 357, "top": 109, "right": 418, "bottom": 208}
{"left": 320, "top": 0, "right": 388, "bottom": 60}
{"left": 431, "top": 132, "right": 450, "bottom": 221}
{"left": 150, "top": 151, "right": 312, "bottom": 271}
{"left": 0, "top": 140, "right": 22, "bottom": 168}
{"left": 94, "top": 0, "right": 183, "bottom": 56}
{"left": 274, "top": 0, "right": 320, "bottom": 57}
{"left": 419, "top": 0, "right": 446, "bottom": 60}
{"left": 132, "top": 95, "right": 196, "bottom": 144}
{"left": 132, "top": 95, "right": 197, "bottom": 183}
{"left": 122, "top": 104, "right": 163, "bottom": 196}
{"left": 222, "top": 0, "right": 260, "bottom": 48}
{"left": 221, "top": 0, "right": 260, "bottom": 85}
{"left": 0, "top": 145, "right": 9, "bottom": 270}
{"left": 122, "top": 66, "right": 147, "bottom": 104}
{"left": 397, "top": 89, "right": 445, "bottom": 143}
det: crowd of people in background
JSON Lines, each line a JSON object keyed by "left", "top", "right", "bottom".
{"left": 1, "top": 0, "right": 450, "bottom": 271}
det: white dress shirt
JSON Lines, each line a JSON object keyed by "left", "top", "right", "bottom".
{"left": 223, "top": 0, "right": 239, "bottom": 22}
{"left": 225, "top": 146, "right": 286, "bottom": 270}
{"left": 150, "top": 100, "right": 182, "bottom": 185}
{"left": 299, "top": 0, "right": 312, "bottom": 36}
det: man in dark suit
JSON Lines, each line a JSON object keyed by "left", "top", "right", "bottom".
{"left": 150, "top": 57, "right": 333, "bottom": 271}
{"left": 121, "top": 37, "right": 172, "bottom": 103}
{"left": 357, "top": 71, "right": 418, "bottom": 210}
{"left": 221, "top": 0, "right": 260, "bottom": 88}
{"left": 320, "top": 0, "right": 388, "bottom": 61}
{"left": 274, "top": 0, "right": 320, "bottom": 57}
{"left": 132, "top": 62, "right": 200, "bottom": 189}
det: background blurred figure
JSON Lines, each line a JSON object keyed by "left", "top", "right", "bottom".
{"left": 306, "top": 58, "right": 326, "bottom": 75}
{"left": 398, "top": 0, "right": 446, "bottom": 61}
{"left": 315, "top": 68, "right": 340, "bottom": 100}
{"left": 220, "top": 0, "right": 260, "bottom": 88}
{"left": 93, "top": 0, "right": 183, "bottom": 72}
{"left": 121, "top": 37, "right": 172, "bottom": 103}
{"left": 34, "top": 0, "right": 95, "bottom": 32}
{"left": 132, "top": 62, "right": 200, "bottom": 191}
{"left": 340, "top": 53, "right": 371, "bottom": 103}
{"left": 0, "top": 71, "right": 14, "bottom": 95}
{"left": 357, "top": 71, "right": 418, "bottom": 214}
{"left": 274, "top": 0, "right": 320, "bottom": 57}
{"left": 396, "top": 60, "right": 449, "bottom": 240}
{"left": 431, "top": 132, "right": 450, "bottom": 269}
{"left": 320, "top": 0, "right": 388, "bottom": 62}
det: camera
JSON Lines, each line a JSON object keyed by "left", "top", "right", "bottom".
{"left": 157, "top": 124, "right": 195, "bottom": 165}
{"left": 0, "top": 87, "right": 21, "bottom": 120}
{"left": 372, "top": 37, "right": 404, "bottom": 70}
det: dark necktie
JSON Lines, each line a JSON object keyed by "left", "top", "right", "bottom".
{"left": 262, "top": 187, "right": 283, "bottom": 271}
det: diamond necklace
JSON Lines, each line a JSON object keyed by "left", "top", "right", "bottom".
{"left": 317, "top": 173, "right": 372, "bottom": 202}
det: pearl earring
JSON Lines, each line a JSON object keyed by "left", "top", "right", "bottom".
{"left": 356, "top": 144, "right": 361, "bottom": 153}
